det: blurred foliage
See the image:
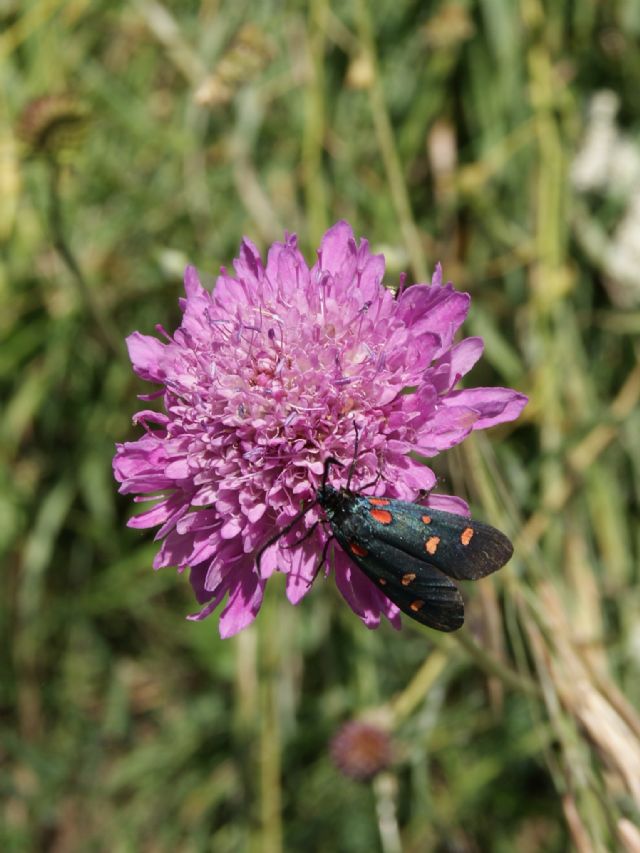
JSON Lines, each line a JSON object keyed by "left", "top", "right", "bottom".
{"left": 2, "top": 1, "right": 640, "bottom": 851}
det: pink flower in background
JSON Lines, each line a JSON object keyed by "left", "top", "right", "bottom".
{"left": 330, "top": 721, "right": 393, "bottom": 781}
{"left": 113, "top": 222, "right": 527, "bottom": 637}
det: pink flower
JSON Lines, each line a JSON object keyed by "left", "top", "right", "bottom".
{"left": 113, "top": 222, "right": 527, "bottom": 637}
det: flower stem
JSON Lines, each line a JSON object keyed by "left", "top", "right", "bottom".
{"left": 258, "top": 593, "right": 284, "bottom": 853}
{"left": 303, "top": 0, "right": 329, "bottom": 241}
{"left": 452, "top": 628, "right": 541, "bottom": 697}
{"left": 373, "top": 773, "right": 403, "bottom": 853}
{"left": 46, "top": 157, "right": 121, "bottom": 356}
{"left": 388, "top": 649, "right": 449, "bottom": 724}
{"left": 354, "top": 0, "right": 428, "bottom": 282}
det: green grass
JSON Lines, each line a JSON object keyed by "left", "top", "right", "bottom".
{"left": 2, "top": 1, "right": 640, "bottom": 850}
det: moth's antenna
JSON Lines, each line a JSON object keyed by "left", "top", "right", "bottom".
{"left": 321, "top": 456, "right": 343, "bottom": 492}
{"left": 346, "top": 421, "right": 359, "bottom": 491}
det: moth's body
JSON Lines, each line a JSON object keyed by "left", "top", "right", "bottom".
{"left": 317, "top": 484, "right": 513, "bottom": 632}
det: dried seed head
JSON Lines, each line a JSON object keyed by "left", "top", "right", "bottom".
{"left": 330, "top": 721, "right": 393, "bottom": 782}
{"left": 18, "top": 94, "right": 89, "bottom": 159}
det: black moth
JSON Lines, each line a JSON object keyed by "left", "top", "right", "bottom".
{"left": 257, "top": 436, "right": 513, "bottom": 632}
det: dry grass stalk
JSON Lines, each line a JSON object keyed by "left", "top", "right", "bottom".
{"left": 537, "top": 583, "right": 640, "bottom": 808}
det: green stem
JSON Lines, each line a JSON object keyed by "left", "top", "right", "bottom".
{"left": 354, "top": 0, "right": 428, "bottom": 282}
{"left": 452, "top": 628, "right": 542, "bottom": 698}
{"left": 258, "top": 593, "right": 283, "bottom": 853}
{"left": 303, "top": 0, "right": 329, "bottom": 241}
{"left": 46, "top": 158, "right": 121, "bottom": 356}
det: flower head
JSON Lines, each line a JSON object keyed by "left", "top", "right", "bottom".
{"left": 330, "top": 721, "right": 393, "bottom": 781}
{"left": 18, "top": 94, "right": 89, "bottom": 160}
{"left": 113, "top": 222, "right": 527, "bottom": 637}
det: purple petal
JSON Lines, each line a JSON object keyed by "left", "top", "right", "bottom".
{"left": 245, "top": 502, "right": 267, "bottom": 523}
{"left": 164, "top": 458, "right": 190, "bottom": 479}
{"left": 315, "top": 220, "right": 356, "bottom": 284}
{"left": 127, "top": 499, "right": 177, "bottom": 530}
{"left": 444, "top": 388, "right": 529, "bottom": 429}
{"left": 176, "top": 510, "right": 218, "bottom": 534}
{"left": 347, "top": 571, "right": 384, "bottom": 628}
{"left": 257, "top": 543, "right": 281, "bottom": 579}
{"left": 333, "top": 549, "right": 402, "bottom": 629}
{"left": 284, "top": 540, "right": 319, "bottom": 604}
{"left": 184, "top": 265, "right": 205, "bottom": 299}
{"left": 205, "top": 548, "right": 242, "bottom": 592}
{"left": 396, "top": 285, "right": 470, "bottom": 355}
{"left": 125, "top": 332, "right": 167, "bottom": 383}
{"left": 187, "top": 572, "right": 229, "bottom": 619}
{"left": 388, "top": 457, "right": 437, "bottom": 493}
{"left": 233, "top": 238, "right": 264, "bottom": 288}
{"left": 333, "top": 556, "right": 368, "bottom": 619}
{"left": 212, "top": 270, "right": 247, "bottom": 312}
{"left": 187, "top": 531, "right": 220, "bottom": 566}
{"left": 425, "top": 493, "right": 471, "bottom": 517}
{"left": 414, "top": 406, "right": 478, "bottom": 456}
{"left": 218, "top": 568, "right": 264, "bottom": 638}
{"left": 153, "top": 522, "right": 208, "bottom": 568}
{"left": 444, "top": 337, "right": 484, "bottom": 385}
{"left": 189, "top": 561, "right": 213, "bottom": 604}
{"left": 131, "top": 410, "right": 169, "bottom": 428}
{"left": 356, "top": 246, "right": 386, "bottom": 301}
{"left": 220, "top": 517, "right": 242, "bottom": 539}
{"left": 265, "top": 235, "right": 309, "bottom": 296}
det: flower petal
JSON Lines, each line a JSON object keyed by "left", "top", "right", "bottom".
{"left": 356, "top": 240, "right": 386, "bottom": 302}
{"left": 218, "top": 568, "right": 264, "bottom": 638}
{"left": 184, "top": 264, "right": 206, "bottom": 299}
{"left": 425, "top": 493, "right": 471, "bottom": 517}
{"left": 127, "top": 498, "right": 178, "bottom": 530}
{"left": 396, "top": 283, "right": 470, "bottom": 354}
{"left": 187, "top": 595, "right": 226, "bottom": 622}
{"left": 234, "top": 238, "right": 264, "bottom": 288}
{"left": 414, "top": 406, "right": 478, "bottom": 456}
{"left": 315, "top": 220, "right": 357, "bottom": 287}
{"left": 440, "top": 337, "right": 484, "bottom": 388}
{"left": 284, "top": 540, "right": 319, "bottom": 604}
{"left": 444, "top": 387, "right": 528, "bottom": 429}
{"left": 125, "top": 332, "right": 167, "bottom": 383}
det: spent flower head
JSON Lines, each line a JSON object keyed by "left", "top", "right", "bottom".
{"left": 18, "top": 94, "right": 90, "bottom": 160}
{"left": 113, "top": 222, "right": 527, "bottom": 637}
{"left": 330, "top": 721, "right": 393, "bottom": 781}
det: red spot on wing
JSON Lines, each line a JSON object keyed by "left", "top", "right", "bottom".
{"left": 410, "top": 600, "right": 425, "bottom": 612}
{"left": 421, "top": 515, "right": 432, "bottom": 524}
{"left": 368, "top": 497, "right": 390, "bottom": 507}
{"left": 460, "top": 527, "right": 474, "bottom": 546}
{"left": 425, "top": 536, "right": 440, "bottom": 555}
{"left": 370, "top": 508, "right": 393, "bottom": 525}
{"left": 350, "top": 542, "right": 368, "bottom": 557}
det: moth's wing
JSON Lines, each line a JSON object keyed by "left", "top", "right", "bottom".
{"left": 337, "top": 534, "right": 464, "bottom": 632}
{"left": 365, "top": 500, "right": 513, "bottom": 581}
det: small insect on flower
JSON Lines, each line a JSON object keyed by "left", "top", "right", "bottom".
{"left": 257, "top": 426, "right": 512, "bottom": 632}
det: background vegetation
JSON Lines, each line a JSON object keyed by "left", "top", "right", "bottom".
{"left": 2, "top": 1, "right": 640, "bottom": 850}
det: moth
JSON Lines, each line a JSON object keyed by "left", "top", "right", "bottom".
{"left": 257, "top": 433, "right": 513, "bottom": 632}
